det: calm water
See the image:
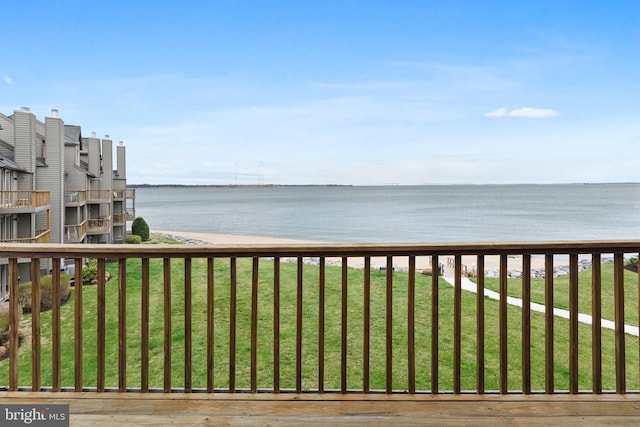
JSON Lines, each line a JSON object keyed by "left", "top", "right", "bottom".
{"left": 133, "top": 184, "right": 640, "bottom": 243}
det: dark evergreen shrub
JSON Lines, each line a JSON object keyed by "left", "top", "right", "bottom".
{"left": 132, "top": 217, "right": 150, "bottom": 241}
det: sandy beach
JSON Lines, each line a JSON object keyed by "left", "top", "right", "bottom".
{"left": 152, "top": 229, "right": 573, "bottom": 275}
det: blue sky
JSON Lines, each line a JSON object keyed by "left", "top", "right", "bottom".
{"left": 2, "top": 1, "right": 639, "bottom": 185}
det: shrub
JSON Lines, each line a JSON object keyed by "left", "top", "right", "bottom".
{"left": 82, "top": 259, "right": 99, "bottom": 284}
{"left": 132, "top": 217, "right": 150, "bottom": 241}
{"left": 0, "top": 304, "right": 20, "bottom": 347}
{"left": 18, "top": 274, "right": 71, "bottom": 313}
{"left": 125, "top": 234, "right": 142, "bottom": 244}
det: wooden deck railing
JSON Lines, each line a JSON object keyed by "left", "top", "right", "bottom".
{"left": 0, "top": 230, "right": 50, "bottom": 244}
{"left": 1, "top": 241, "right": 639, "bottom": 394}
{"left": 86, "top": 190, "right": 112, "bottom": 202}
{"left": 86, "top": 217, "right": 111, "bottom": 233}
{"left": 0, "top": 191, "right": 50, "bottom": 209}
{"left": 65, "top": 191, "right": 86, "bottom": 204}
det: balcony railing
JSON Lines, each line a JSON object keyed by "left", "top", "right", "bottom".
{"left": 65, "top": 191, "right": 87, "bottom": 204}
{"left": 126, "top": 188, "right": 136, "bottom": 199}
{"left": 0, "top": 229, "right": 50, "bottom": 244}
{"left": 113, "top": 213, "right": 125, "bottom": 225}
{"left": 125, "top": 208, "right": 135, "bottom": 221}
{"left": 87, "top": 190, "right": 112, "bottom": 202}
{"left": 0, "top": 191, "right": 50, "bottom": 209}
{"left": 1, "top": 241, "right": 640, "bottom": 395}
{"left": 87, "top": 217, "right": 111, "bottom": 233}
{"left": 65, "top": 221, "right": 87, "bottom": 242}
{"left": 113, "top": 190, "right": 125, "bottom": 200}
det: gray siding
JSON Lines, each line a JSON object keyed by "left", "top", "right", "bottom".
{"left": 36, "top": 114, "right": 65, "bottom": 243}
{"left": 13, "top": 109, "right": 36, "bottom": 173}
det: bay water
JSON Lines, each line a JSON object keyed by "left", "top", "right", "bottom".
{"left": 134, "top": 183, "right": 640, "bottom": 243}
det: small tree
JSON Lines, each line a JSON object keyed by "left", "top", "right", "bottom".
{"left": 132, "top": 217, "right": 150, "bottom": 241}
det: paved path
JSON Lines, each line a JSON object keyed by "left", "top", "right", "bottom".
{"left": 441, "top": 275, "right": 639, "bottom": 337}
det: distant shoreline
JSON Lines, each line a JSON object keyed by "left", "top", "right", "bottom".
{"left": 128, "top": 183, "right": 352, "bottom": 188}
{"left": 128, "top": 182, "right": 639, "bottom": 189}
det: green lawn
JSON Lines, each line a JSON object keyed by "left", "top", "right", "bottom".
{"left": 1, "top": 252, "right": 638, "bottom": 392}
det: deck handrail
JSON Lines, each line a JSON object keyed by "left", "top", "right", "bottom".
{"left": 0, "top": 191, "right": 50, "bottom": 209}
{"left": 1, "top": 241, "right": 639, "bottom": 395}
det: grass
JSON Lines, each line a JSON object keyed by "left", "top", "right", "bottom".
{"left": 1, "top": 246, "right": 639, "bottom": 392}
{"left": 481, "top": 262, "right": 640, "bottom": 325}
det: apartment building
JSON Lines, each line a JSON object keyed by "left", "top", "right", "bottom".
{"left": 0, "top": 107, "right": 135, "bottom": 300}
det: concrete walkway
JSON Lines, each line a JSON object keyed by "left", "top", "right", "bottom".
{"left": 441, "top": 275, "right": 639, "bottom": 337}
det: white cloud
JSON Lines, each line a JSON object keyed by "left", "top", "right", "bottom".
{"left": 3, "top": 76, "right": 12, "bottom": 85}
{"left": 484, "top": 107, "right": 558, "bottom": 119}
{"left": 484, "top": 107, "right": 508, "bottom": 118}
{"left": 509, "top": 107, "right": 558, "bottom": 118}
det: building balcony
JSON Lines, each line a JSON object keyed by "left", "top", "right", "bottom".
{"left": 65, "top": 190, "right": 87, "bottom": 206}
{"left": 113, "top": 213, "right": 125, "bottom": 225}
{"left": 87, "top": 217, "right": 111, "bottom": 234}
{"left": 125, "top": 208, "right": 135, "bottom": 221}
{"left": 87, "top": 190, "right": 112, "bottom": 203}
{"left": 126, "top": 188, "right": 136, "bottom": 199}
{"left": 65, "top": 221, "right": 87, "bottom": 243}
{"left": 113, "top": 190, "right": 125, "bottom": 200}
{"left": 0, "top": 229, "right": 50, "bottom": 244}
{"left": 0, "top": 191, "right": 50, "bottom": 212}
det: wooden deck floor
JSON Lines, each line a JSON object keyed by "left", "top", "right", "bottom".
{"left": 2, "top": 392, "right": 640, "bottom": 426}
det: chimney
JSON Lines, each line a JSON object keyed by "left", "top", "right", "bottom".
{"left": 50, "top": 108, "right": 59, "bottom": 117}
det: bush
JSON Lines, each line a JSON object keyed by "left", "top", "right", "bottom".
{"left": 132, "top": 217, "right": 150, "bottom": 241}
{"left": 82, "top": 259, "right": 99, "bottom": 284}
{"left": 17, "top": 274, "right": 71, "bottom": 313}
{"left": 125, "top": 234, "right": 142, "bottom": 244}
{"left": 0, "top": 303, "right": 21, "bottom": 347}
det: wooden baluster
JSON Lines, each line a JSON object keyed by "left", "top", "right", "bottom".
{"left": 141, "top": 258, "right": 150, "bottom": 392}
{"left": 522, "top": 254, "right": 531, "bottom": 394}
{"left": 73, "top": 258, "right": 83, "bottom": 392}
{"left": 363, "top": 257, "right": 371, "bottom": 393}
{"left": 52, "top": 258, "right": 61, "bottom": 391}
{"left": 119, "top": 258, "right": 127, "bottom": 392}
{"left": 184, "top": 258, "right": 192, "bottom": 392}
{"left": 431, "top": 255, "right": 439, "bottom": 394}
{"left": 592, "top": 254, "right": 602, "bottom": 394}
{"left": 499, "top": 254, "right": 507, "bottom": 394}
{"left": 453, "top": 255, "right": 462, "bottom": 394}
{"left": 274, "top": 257, "right": 281, "bottom": 393}
{"left": 569, "top": 254, "right": 579, "bottom": 394}
{"left": 386, "top": 256, "right": 393, "bottom": 394}
{"left": 97, "top": 259, "right": 106, "bottom": 392}
{"left": 614, "top": 252, "right": 626, "bottom": 393}
{"left": 341, "top": 257, "right": 348, "bottom": 393}
{"left": 476, "top": 255, "right": 485, "bottom": 394}
{"left": 229, "top": 258, "right": 237, "bottom": 392}
{"left": 408, "top": 256, "right": 416, "bottom": 394}
{"left": 31, "top": 259, "right": 41, "bottom": 391}
{"left": 545, "top": 254, "right": 554, "bottom": 393}
{"left": 8, "top": 258, "right": 18, "bottom": 391}
{"left": 163, "top": 258, "right": 171, "bottom": 392}
{"left": 318, "top": 257, "right": 325, "bottom": 393}
{"left": 296, "top": 257, "right": 303, "bottom": 393}
{"left": 206, "top": 258, "right": 215, "bottom": 393}
{"left": 250, "top": 257, "right": 259, "bottom": 393}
